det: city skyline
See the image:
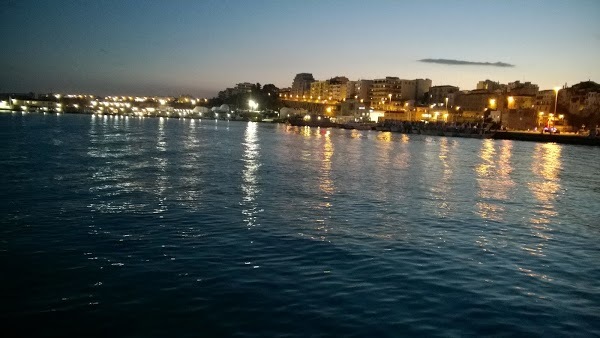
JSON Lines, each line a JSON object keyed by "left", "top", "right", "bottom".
{"left": 1, "top": 0, "right": 599, "bottom": 97}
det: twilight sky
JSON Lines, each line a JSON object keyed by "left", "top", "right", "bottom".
{"left": 1, "top": 0, "right": 599, "bottom": 97}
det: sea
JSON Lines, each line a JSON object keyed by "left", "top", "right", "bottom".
{"left": 1, "top": 113, "right": 599, "bottom": 337}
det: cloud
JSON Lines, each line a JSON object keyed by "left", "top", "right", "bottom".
{"left": 419, "top": 58, "right": 515, "bottom": 68}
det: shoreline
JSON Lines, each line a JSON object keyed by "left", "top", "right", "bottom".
{"left": 4, "top": 110, "right": 600, "bottom": 146}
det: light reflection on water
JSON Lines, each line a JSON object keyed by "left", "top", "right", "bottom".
{"left": 154, "top": 117, "right": 168, "bottom": 214}
{"left": 475, "top": 139, "right": 508, "bottom": 222}
{"left": 241, "top": 122, "right": 260, "bottom": 228}
{"left": 524, "top": 143, "right": 562, "bottom": 257}
{"left": 2, "top": 114, "right": 600, "bottom": 337}
{"left": 178, "top": 118, "right": 203, "bottom": 211}
{"left": 314, "top": 130, "right": 335, "bottom": 240}
{"left": 434, "top": 137, "right": 454, "bottom": 217}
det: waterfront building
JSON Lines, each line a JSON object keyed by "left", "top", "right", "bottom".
{"left": 507, "top": 81, "right": 539, "bottom": 96}
{"left": 476, "top": 79, "right": 505, "bottom": 92}
{"left": 308, "top": 76, "right": 349, "bottom": 102}
{"left": 4, "top": 98, "right": 57, "bottom": 111}
{"left": 329, "top": 76, "right": 349, "bottom": 102}
{"left": 346, "top": 79, "right": 373, "bottom": 102}
{"left": 453, "top": 89, "right": 498, "bottom": 122}
{"left": 278, "top": 87, "right": 291, "bottom": 99}
{"left": 534, "top": 90, "right": 555, "bottom": 116}
{"left": 309, "top": 81, "right": 330, "bottom": 101}
{"left": 218, "top": 82, "right": 255, "bottom": 99}
{"left": 235, "top": 82, "right": 255, "bottom": 94}
{"left": 370, "top": 77, "right": 402, "bottom": 110}
{"left": 338, "top": 98, "right": 370, "bottom": 122}
{"left": 428, "top": 85, "right": 459, "bottom": 105}
{"left": 415, "top": 79, "right": 433, "bottom": 103}
{"left": 558, "top": 81, "right": 600, "bottom": 116}
{"left": 501, "top": 94, "right": 537, "bottom": 130}
{"left": 346, "top": 81, "right": 358, "bottom": 99}
{"left": 291, "top": 73, "right": 315, "bottom": 98}
{"left": 369, "top": 77, "right": 431, "bottom": 111}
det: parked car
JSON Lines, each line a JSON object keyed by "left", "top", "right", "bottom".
{"left": 543, "top": 126, "right": 560, "bottom": 134}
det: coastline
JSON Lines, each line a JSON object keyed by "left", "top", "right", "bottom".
{"left": 4, "top": 110, "right": 600, "bottom": 146}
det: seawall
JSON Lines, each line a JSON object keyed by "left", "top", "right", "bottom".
{"left": 493, "top": 131, "right": 600, "bottom": 146}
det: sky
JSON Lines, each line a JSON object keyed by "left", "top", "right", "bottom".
{"left": 1, "top": 0, "right": 599, "bottom": 97}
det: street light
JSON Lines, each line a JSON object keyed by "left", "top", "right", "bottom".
{"left": 248, "top": 99, "right": 258, "bottom": 111}
{"left": 553, "top": 86, "right": 560, "bottom": 117}
{"left": 445, "top": 97, "right": 449, "bottom": 121}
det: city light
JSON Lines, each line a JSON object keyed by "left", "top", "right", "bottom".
{"left": 248, "top": 99, "right": 258, "bottom": 111}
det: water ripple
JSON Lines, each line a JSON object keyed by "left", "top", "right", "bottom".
{"left": 1, "top": 115, "right": 599, "bottom": 337}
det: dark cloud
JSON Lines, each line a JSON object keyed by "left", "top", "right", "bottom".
{"left": 419, "top": 58, "right": 515, "bottom": 68}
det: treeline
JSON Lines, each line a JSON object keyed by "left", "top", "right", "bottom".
{"left": 207, "top": 83, "right": 282, "bottom": 111}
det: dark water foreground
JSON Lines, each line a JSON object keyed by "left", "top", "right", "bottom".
{"left": 1, "top": 113, "right": 599, "bottom": 337}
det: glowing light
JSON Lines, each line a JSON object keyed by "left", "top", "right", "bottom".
{"left": 248, "top": 99, "right": 258, "bottom": 111}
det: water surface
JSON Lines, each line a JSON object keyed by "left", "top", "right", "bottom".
{"left": 1, "top": 113, "right": 599, "bottom": 337}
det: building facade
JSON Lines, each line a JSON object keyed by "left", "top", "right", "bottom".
{"left": 428, "top": 85, "right": 459, "bottom": 105}
{"left": 534, "top": 90, "right": 555, "bottom": 115}
{"left": 476, "top": 79, "right": 505, "bottom": 92}
{"left": 508, "top": 81, "right": 539, "bottom": 96}
{"left": 291, "top": 73, "right": 315, "bottom": 98}
{"left": 369, "top": 77, "right": 432, "bottom": 110}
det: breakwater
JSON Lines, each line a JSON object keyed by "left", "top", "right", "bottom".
{"left": 492, "top": 131, "right": 600, "bottom": 146}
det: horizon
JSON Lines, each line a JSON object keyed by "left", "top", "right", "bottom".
{"left": 1, "top": 0, "right": 599, "bottom": 97}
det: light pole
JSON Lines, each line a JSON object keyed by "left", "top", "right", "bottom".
{"left": 445, "top": 97, "right": 449, "bottom": 122}
{"left": 553, "top": 87, "right": 560, "bottom": 118}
